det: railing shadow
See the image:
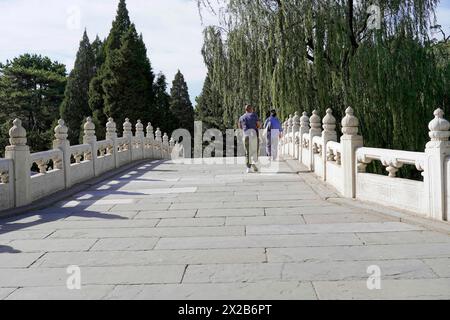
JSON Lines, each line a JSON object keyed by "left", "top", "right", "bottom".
{"left": 0, "top": 160, "right": 172, "bottom": 253}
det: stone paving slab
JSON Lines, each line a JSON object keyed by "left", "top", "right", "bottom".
{"left": 6, "top": 285, "right": 114, "bottom": 300}
{"left": 31, "top": 248, "right": 266, "bottom": 268}
{"left": 105, "top": 282, "right": 317, "bottom": 300}
{"left": 246, "top": 222, "right": 424, "bottom": 236}
{"left": 48, "top": 226, "right": 245, "bottom": 239}
{"left": 267, "top": 243, "right": 450, "bottom": 262}
{"left": 1, "top": 159, "right": 450, "bottom": 300}
{"left": 0, "top": 265, "right": 186, "bottom": 287}
{"left": 313, "top": 279, "right": 450, "bottom": 300}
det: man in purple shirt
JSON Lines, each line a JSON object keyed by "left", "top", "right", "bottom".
{"left": 239, "top": 105, "right": 261, "bottom": 173}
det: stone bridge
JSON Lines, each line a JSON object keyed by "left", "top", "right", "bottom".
{"left": 0, "top": 109, "right": 449, "bottom": 300}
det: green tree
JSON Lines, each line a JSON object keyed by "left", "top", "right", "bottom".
{"left": 0, "top": 54, "right": 66, "bottom": 153}
{"left": 89, "top": 0, "right": 131, "bottom": 133}
{"left": 60, "top": 30, "right": 96, "bottom": 144}
{"left": 195, "top": 73, "right": 224, "bottom": 131}
{"left": 170, "top": 70, "right": 194, "bottom": 134}
{"left": 153, "top": 73, "right": 178, "bottom": 135}
{"left": 102, "top": 24, "right": 155, "bottom": 124}
{"left": 198, "top": 0, "right": 449, "bottom": 179}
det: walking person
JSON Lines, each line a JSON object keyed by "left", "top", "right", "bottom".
{"left": 239, "top": 105, "right": 261, "bottom": 173}
{"left": 264, "top": 109, "right": 283, "bottom": 161}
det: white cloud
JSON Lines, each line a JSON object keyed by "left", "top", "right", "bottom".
{"left": 0, "top": 0, "right": 219, "bottom": 103}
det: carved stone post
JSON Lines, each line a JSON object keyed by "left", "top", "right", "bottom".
{"left": 282, "top": 119, "right": 288, "bottom": 156}
{"left": 309, "top": 110, "right": 322, "bottom": 171}
{"left": 292, "top": 112, "right": 300, "bottom": 160}
{"left": 123, "top": 118, "right": 133, "bottom": 163}
{"left": 163, "top": 133, "right": 170, "bottom": 159}
{"left": 83, "top": 117, "right": 97, "bottom": 175}
{"left": 287, "top": 114, "right": 294, "bottom": 156}
{"left": 322, "top": 109, "right": 338, "bottom": 181}
{"left": 341, "top": 107, "right": 363, "bottom": 198}
{"left": 106, "top": 118, "right": 119, "bottom": 168}
{"left": 424, "top": 109, "right": 450, "bottom": 221}
{"left": 53, "top": 119, "right": 71, "bottom": 188}
{"left": 169, "top": 137, "right": 175, "bottom": 159}
{"left": 146, "top": 122, "right": 154, "bottom": 159}
{"left": 299, "top": 112, "right": 310, "bottom": 165}
{"left": 5, "top": 119, "right": 31, "bottom": 207}
{"left": 135, "top": 120, "right": 144, "bottom": 160}
{"left": 155, "top": 128, "right": 162, "bottom": 159}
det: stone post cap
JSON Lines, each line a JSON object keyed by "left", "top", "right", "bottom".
{"left": 342, "top": 107, "right": 359, "bottom": 136}
{"left": 310, "top": 110, "right": 321, "bottom": 130}
{"left": 136, "top": 120, "right": 144, "bottom": 131}
{"left": 293, "top": 112, "right": 300, "bottom": 124}
{"left": 300, "top": 112, "right": 310, "bottom": 128}
{"left": 146, "top": 122, "right": 153, "bottom": 132}
{"left": 84, "top": 117, "right": 95, "bottom": 131}
{"left": 169, "top": 137, "right": 175, "bottom": 147}
{"left": 9, "top": 118, "right": 27, "bottom": 146}
{"left": 54, "top": 119, "right": 68, "bottom": 141}
{"left": 429, "top": 108, "right": 450, "bottom": 142}
{"left": 323, "top": 108, "right": 336, "bottom": 132}
{"left": 163, "top": 133, "right": 169, "bottom": 144}
{"left": 123, "top": 118, "right": 132, "bottom": 129}
{"left": 106, "top": 117, "right": 116, "bottom": 128}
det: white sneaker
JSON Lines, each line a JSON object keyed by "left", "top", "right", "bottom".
{"left": 246, "top": 168, "right": 251, "bottom": 174}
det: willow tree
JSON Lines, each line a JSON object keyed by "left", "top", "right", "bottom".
{"left": 198, "top": 0, "right": 449, "bottom": 160}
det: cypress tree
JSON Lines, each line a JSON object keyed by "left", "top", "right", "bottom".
{"left": 60, "top": 30, "right": 96, "bottom": 144}
{"left": 102, "top": 24, "right": 155, "bottom": 124}
{"left": 89, "top": 0, "right": 131, "bottom": 131}
{"left": 195, "top": 73, "right": 224, "bottom": 131}
{"left": 153, "top": 73, "right": 178, "bottom": 135}
{"left": 170, "top": 70, "right": 194, "bottom": 134}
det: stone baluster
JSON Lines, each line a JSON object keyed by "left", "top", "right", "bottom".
{"left": 146, "top": 122, "right": 154, "bottom": 159}
{"left": 135, "top": 120, "right": 145, "bottom": 160}
{"left": 169, "top": 137, "right": 175, "bottom": 158}
{"left": 322, "top": 109, "right": 337, "bottom": 181}
{"left": 163, "top": 133, "right": 170, "bottom": 159}
{"left": 425, "top": 108, "right": 450, "bottom": 221}
{"left": 155, "top": 128, "right": 162, "bottom": 159}
{"left": 106, "top": 118, "right": 119, "bottom": 168}
{"left": 341, "top": 107, "right": 364, "bottom": 198}
{"left": 5, "top": 119, "right": 31, "bottom": 207}
{"left": 292, "top": 112, "right": 300, "bottom": 160}
{"left": 83, "top": 117, "right": 97, "bottom": 174}
{"left": 299, "top": 112, "right": 310, "bottom": 165}
{"left": 123, "top": 118, "right": 133, "bottom": 162}
{"left": 287, "top": 114, "right": 294, "bottom": 156}
{"left": 309, "top": 110, "right": 322, "bottom": 171}
{"left": 53, "top": 119, "right": 71, "bottom": 188}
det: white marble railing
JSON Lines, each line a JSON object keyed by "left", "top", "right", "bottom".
{"left": 0, "top": 117, "right": 174, "bottom": 212}
{"left": 280, "top": 108, "right": 450, "bottom": 222}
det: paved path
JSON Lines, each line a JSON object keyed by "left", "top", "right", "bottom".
{"left": 0, "top": 159, "right": 449, "bottom": 300}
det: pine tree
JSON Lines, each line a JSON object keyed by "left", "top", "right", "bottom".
{"left": 102, "top": 24, "right": 155, "bottom": 124}
{"left": 170, "top": 70, "right": 194, "bottom": 134}
{"left": 89, "top": 0, "right": 131, "bottom": 131}
{"left": 195, "top": 73, "right": 224, "bottom": 131}
{"left": 60, "top": 30, "right": 96, "bottom": 144}
{"left": 153, "top": 73, "right": 178, "bottom": 135}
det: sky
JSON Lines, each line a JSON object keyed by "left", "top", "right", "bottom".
{"left": 0, "top": 0, "right": 449, "bottom": 105}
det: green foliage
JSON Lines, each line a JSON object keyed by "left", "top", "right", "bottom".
{"left": 170, "top": 70, "right": 195, "bottom": 134}
{"left": 60, "top": 31, "right": 96, "bottom": 144}
{"left": 102, "top": 24, "right": 155, "bottom": 124}
{"left": 0, "top": 54, "right": 66, "bottom": 154}
{"left": 195, "top": 73, "right": 225, "bottom": 131}
{"left": 154, "top": 73, "right": 178, "bottom": 135}
{"left": 198, "top": 0, "right": 449, "bottom": 160}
